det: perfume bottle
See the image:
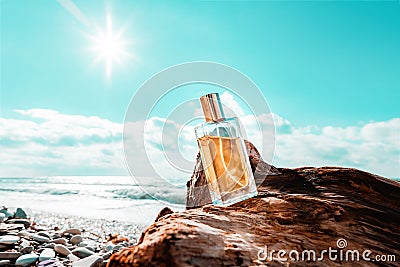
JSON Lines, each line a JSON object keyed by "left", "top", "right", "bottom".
{"left": 194, "top": 93, "right": 258, "bottom": 206}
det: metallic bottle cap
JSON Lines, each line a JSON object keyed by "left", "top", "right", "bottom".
{"left": 200, "top": 93, "right": 225, "bottom": 122}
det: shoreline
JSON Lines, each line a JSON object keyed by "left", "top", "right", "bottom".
{"left": 0, "top": 175, "right": 186, "bottom": 229}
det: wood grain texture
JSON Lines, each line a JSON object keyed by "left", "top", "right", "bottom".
{"left": 108, "top": 142, "right": 400, "bottom": 267}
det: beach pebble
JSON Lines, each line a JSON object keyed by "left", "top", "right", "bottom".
{"left": 0, "top": 252, "right": 21, "bottom": 259}
{"left": 0, "top": 207, "right": 139, "bottom": 267}
{"left": 20, "top": 238, "right": 30, "bottom": 247}
{"left": 38, "top": 258, "right": 63, "bottom": 266}
{"left": 79, "top": 239, "right": 97, "bottom": 247}
{"left": 15, "top": 253, "right": 38, "bottom": 266}
{"left": 72, "top": 254, "right": 103, "bottom": 267}
{"left": 67, "top": 253, "right": 80, "bottom": 262}
{"left": 7, "top": 219, "right": 30, "bottom": 228}
{"left": 52, "top": 232, "right": 61, "bottom": 239}
{"left": 53, "top": 238, "right": 67, "bottom": 245}
{"left": 14, "top": 208, "right": 28, "bottom": 219}
{"left": 72, "top": 247, "right": 95, "bottom": 258}
{"left": 102, "top": 251, "right": 112, "bottom": 260}
{"left": 0, "top": 208, "right": 13, "bottom": 218}
{"left": 70, "top": 235, "right": 83, "bottom": 245}
{"left": 0, "top": 260, "right": 11, "bottom": 265}
{"left": 85, "top": 246, "right": 96, "bottom": 252}
{"left": 0, "top": 235, "right": 20, "bottom": 245}
{"left": 112, "top": 244, "right": 123, "bottom": 252}
{"left": 38, "top": 231, "right": 52, "bottom": 239}
{"left": 39, "top": 248, "right": 55, "bottom": 262}
{"left": 104, "top": 244, "right": 114, "bottom": 252}
{"left": 63, "top": 228, "right": 81, "bottom": 235}
{"left": 43, "top": 243, "right": 55, "bottom": 249}
{"left": 54, "top": 244, "right": 71, "bottom": 256}
{"left": 18, "top": 230, "right": 33, "bottom": 238}
{"left": 32, "top": 234, "right": 50, "bottom": 243}
{"left": 20, "top": 245, "right": 34, "bottom": 254}
{"left": 0, "top": 224, "right": 24, "bottom": 232}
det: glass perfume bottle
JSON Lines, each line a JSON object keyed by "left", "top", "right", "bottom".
{"left": 194, "top": 93, "right": 258, "bottom": 206}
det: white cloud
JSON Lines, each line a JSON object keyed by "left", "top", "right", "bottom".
{"left": 138, "top": 109, "right": 399, "bottom": 179}
{"left": 190, "top": 92, "right": 399, "bottom": 178}
{"left": 0, "top": 109, "right": 125, "bottom": 177}
{"left": 1, "top": 108, "right": 398, "bottom": 179}
{"left": 142, "top": 117, "right": 197, "bottom": 180}
{"left": 274, "top": 118, "right": 400, "bottom": 178}
{"left": 220, "top": 92, "right": 246, "bottom": 117}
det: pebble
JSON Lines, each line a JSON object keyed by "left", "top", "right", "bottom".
{"left": 0, "top": 224, "right": 24, "bottom": 232}
{"left": 0, "top": 252, "right": 21, "bottom": 259}
{"left": 1, "top": 206, "right": 139, "bottom": 267}
{"left": 52, "top": 238, "right": 67, "bottom": 245}
{"left": 43, "top": 243, "right": 55, "bottom": 249}
{"left": 0, "top": 260, "right": 11, "bottom": 265}
{"left": 72, "top": 254, "right": 103, "bottom": 267}
{"left": 37, "top": 232, "right": 52, "bottom": 239}
{"left": 18, "top": 230, "right": 33, "bottom": 238}
{"left": 20, "top": 239, "right": 30, "bottom": 247}
{"left": 63, "top": 228, "right": 81, "bottom": 235}
{"left": 67, "top": 253, "right": 80, "bottom": 262}
{"left": 32, "top": 234, "right": 50, "bottom": 243}
{"left": 112, "top": 244, "right": 123, "bottom": 252}
{"left": 15, "top": 208, "right": 28, "bottom": 219}
{"left": 72, "top": 247, "right": 94, "bottom": 258}
{"left": 70, "top": 235, "right": 83, "bottom": 245}
{"left": 7, "top": 219, "right": 31, "bottom": 228}
{"left": 105, "top": 244, "right": 114, "bottom": 252}
{"left": 0, "top": 235, "right": 20, "bottom": 245}
{"left": 54, "top": 244, "right": 71, "bottom": 256}
{"left": 15, "top": 253, "right": 38, "bottom": 266}
{"left": 20, "top": 245, "right": 34, "bottom": 254}
{"left": 85, "top": 246, "right": 95, "bottom": 252}
{"left": 102, "top": 251, "right": 112, "bottom": 260}
{"left": 38, "top": 258, "right": 63, "bottom": 266}
{"left": 0, "top": 208, "right": 13, "bottom": 218}
{"left": 79, "top": 239, "right": 96, "bottom": 247}
{"left": 39, "top": 248, "right": 55, "bottom": 262}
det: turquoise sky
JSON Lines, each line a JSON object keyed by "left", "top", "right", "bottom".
{"left": 1, "top": 1, "right": 399, "bottom": 178}
{"left": 2, "top": 0, "right": 399, "bottom": 125}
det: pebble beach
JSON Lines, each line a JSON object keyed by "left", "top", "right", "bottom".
{"left": 0, "top": 206, "right": 140, "bottom": 267}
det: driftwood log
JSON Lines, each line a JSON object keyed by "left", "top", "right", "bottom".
{"left": 108, "top": 141, "right": 400, "bottom": 267}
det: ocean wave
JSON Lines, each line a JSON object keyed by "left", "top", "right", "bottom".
{"left": 0, "top": 186, "right": 185, "bottom": 205}
{"left": 0, "top": 176, "right": 188, "bottom": 205}
{"left": 107, "top": 188, "right": 186, "bottom": 204}
{"left": 0, "top": 187, "right": 79, "bottom": 195}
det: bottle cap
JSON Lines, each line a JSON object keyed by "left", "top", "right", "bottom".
{"left": 200, "top": 93, "right": 225, "bottom": 122}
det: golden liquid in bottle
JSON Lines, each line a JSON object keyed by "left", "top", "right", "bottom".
{"left": 198, "top": 135, "right": 249, "bottom": 197}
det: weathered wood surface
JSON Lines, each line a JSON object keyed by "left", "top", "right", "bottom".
{"left": 108, "top": 142, "right": 400, "bottom": 267}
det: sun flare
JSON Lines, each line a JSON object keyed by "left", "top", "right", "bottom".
{"left": 90, "top": 14, "right": 131, "bottom": 79}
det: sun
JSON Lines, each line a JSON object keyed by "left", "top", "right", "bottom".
{"left": 90, "top": 14, "right": 131, "bottom": 79}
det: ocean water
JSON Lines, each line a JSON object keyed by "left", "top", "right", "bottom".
{"left": 1, "top": 176, "right": 398, "bottom": 229}
{"left": 0, "top": 176, "right": 186, "bottom": 228}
